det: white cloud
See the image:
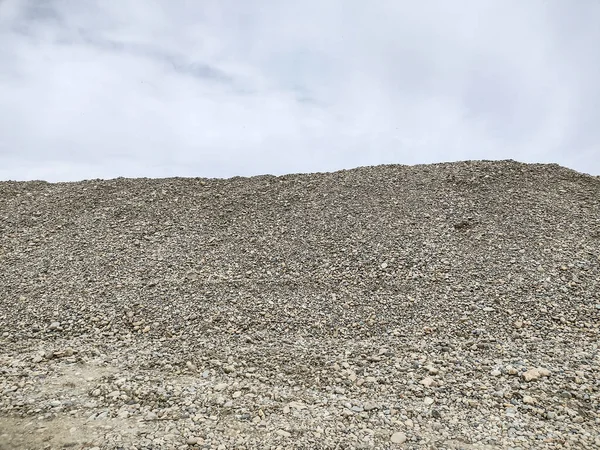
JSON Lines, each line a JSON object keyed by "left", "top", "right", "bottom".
{"left": 0, "top": 0, "right": 599, "bottom": 181}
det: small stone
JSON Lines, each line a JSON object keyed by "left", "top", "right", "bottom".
{"left": 483, "top": 307, "right": 495, "bottom": 312}
{"left": 522, "top": 367, "right": 551, "bottom": 382}
{"left": 288, "top": 401, "right": 306, "bottom": 410}
{"left": 490, "top": 369, "right": 501, "bottom": 377}
{"left": 49, "top": 322, "right": 60, "bottom": 330}
{"left": 391, "top": 432, "right": 407, "bottom": 444}
{"left": 513, "top": 320, "right": 523, "bottom": 329}
{"left": 187, "top": 437, "right": 199, "bottom": 445}
{"left": 214, "top": 383, "right": 228, "bottom": 391}
{"left": 276, "top": 430, "right": 291, "bottom": 438}
{"left": 186, "top": 361, "right": 196, "bottom": 371}
{"left": 232, "top": 391, "right": 242, "bottom": 398}
{"left": 523, "top": 395, "right": 535, "bottom": 405}
{"left": 49, "top": 400, "right": 62, "bottom": 407}
{"left": 380, "top": 262, "right": 388, "bottom": 269}
{"left": 537, "top": 368, "right": 551, "bottom": 377}
{"left": 420, "top": 377, "right": 435, "bottom": 387}
{"left": 364, "top": 402, "right": 378, "bottom": 411}
{"left": 426, "top": 365, "right": 439, "bottom": 375}
{"left": 424, "top": 397, "right": 434, "bottom": 406}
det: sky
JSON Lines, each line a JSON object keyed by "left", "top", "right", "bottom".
{"left": 0, "top": 0, "right": 599, "bottom": 182}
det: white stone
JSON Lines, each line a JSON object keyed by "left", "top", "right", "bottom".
{"left": 420, "top": 377, "right": 435, "bottom": 387}
{"left": 391, "top": 432, "right": 407, "bottom": 444}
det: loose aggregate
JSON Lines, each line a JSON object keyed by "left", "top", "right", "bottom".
{"left": 1, "top": 160, "right": 599, "bottom": 449}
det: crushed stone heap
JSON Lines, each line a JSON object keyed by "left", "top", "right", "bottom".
{"left": 1, "top": 160, "right": 599, "bottom": 449}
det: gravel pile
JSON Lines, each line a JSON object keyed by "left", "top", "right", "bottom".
{"left": 1, "top": 159, "right": 599, "bottom": 450}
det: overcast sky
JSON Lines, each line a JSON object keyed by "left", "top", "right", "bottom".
{"left": 1, "top": 0, "right": 599, "bottom": 181}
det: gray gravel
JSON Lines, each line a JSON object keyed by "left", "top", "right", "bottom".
{"left": 1, "top": 160, "right": 599, "bottom": 449}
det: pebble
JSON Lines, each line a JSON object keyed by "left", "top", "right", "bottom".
{"left": 364, "top": 402, "right": 378, "bottom": 411}
{"left": 523, "top": 395, "right": 535, "bottom": 405}
{"left": 49, "top": 322, "right": 60, "bottom": 330}
{"left": 426, "top": 365, "right": 439, "bottom": 375}
{"left": 420, "top": 377, "right": 435, "bottom": 387}
{"left": 276, "top": 430, "right": 291, "bottom": 438}
{"left": 424, "top": 397, "right": 434, "bottom": 406}
{"left": 522, "top": 368, "right": 551, "bottom": 382}
{"left": 390, "top": 432, "right": 407, "bottom": 444}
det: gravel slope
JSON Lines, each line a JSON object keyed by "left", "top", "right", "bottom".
{"left": 1, "top": 160, "right": 599, "bottom": 450}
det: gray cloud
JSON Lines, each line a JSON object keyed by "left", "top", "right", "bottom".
{"left": 0, "top": 0, "right": 599, "bottom": 182}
